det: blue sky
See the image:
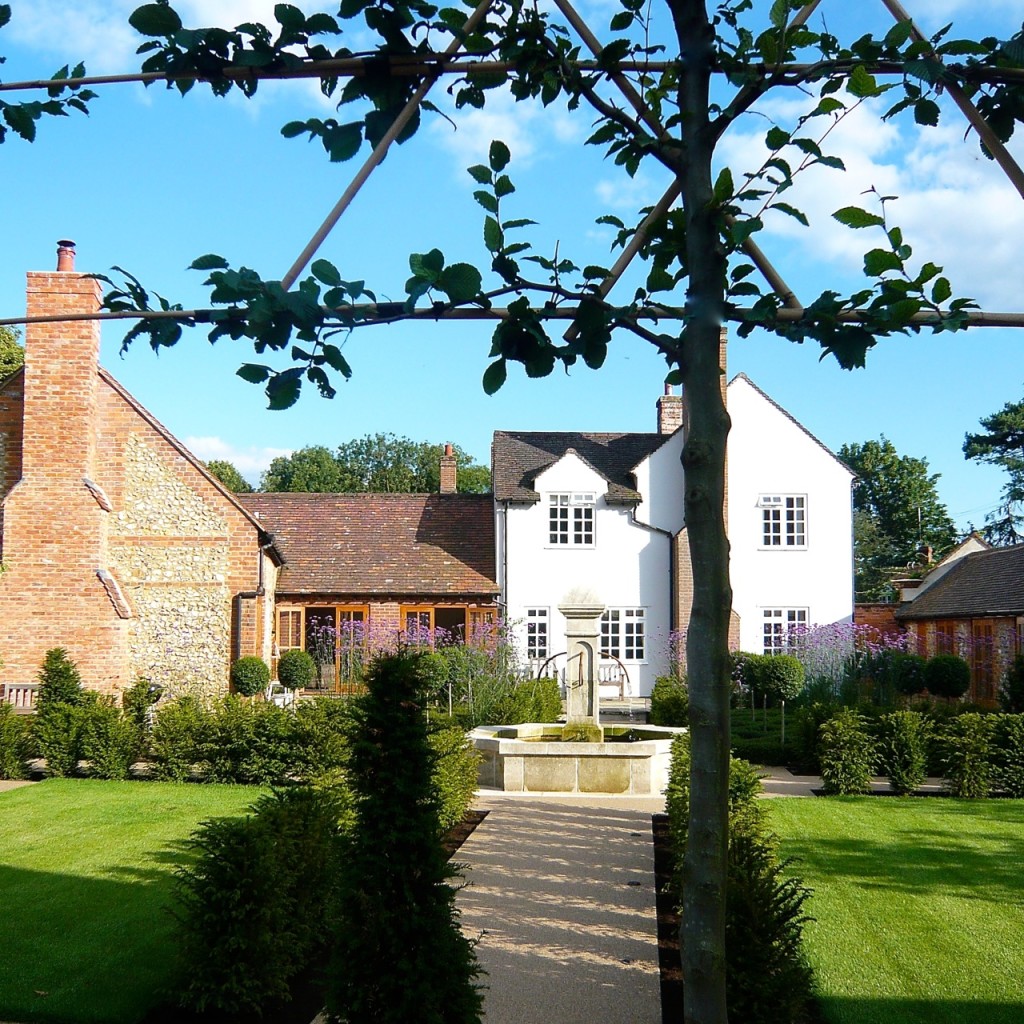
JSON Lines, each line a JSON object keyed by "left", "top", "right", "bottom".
{"left": 2, "top": 0, "right": 1023, "bottom": 533}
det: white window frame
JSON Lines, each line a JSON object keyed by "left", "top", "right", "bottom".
{"left": 601, "top": 607, "right": 646, "bottom": 662}
{"left": 762, "top": 607, "right": 808, "bottom": 654}
{"left": 548, "top": 492, "right": 596, "bottom": 547}
{"left": 759, "top": 494, "right": 807, "bottom": 548}
{"left": 526, "top": 607, "right": 549, "bottom": 661}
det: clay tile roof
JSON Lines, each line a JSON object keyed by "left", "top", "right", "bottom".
{"left": 895, "top": 544, "right": 1024, "bottom": 620}
{"left": 491, "top": 430, "right": 668, "bottom": 503}
{"left": 238, "top": 493, "right": 498, "bottom": 597}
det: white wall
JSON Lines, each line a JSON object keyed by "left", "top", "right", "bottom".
{"left": 633, "top": 428, "right": 686, "bottom": 534}
{"left": 726, "top": 376, "right": 854, "bottom": 653}
{"left": 500, "top": 451, "right": 673, "bottom": 696}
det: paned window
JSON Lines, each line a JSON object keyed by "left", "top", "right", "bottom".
{"left": 549, "top": 492, "right": 595, "bottom": 546}
{"left": 762, "top": 608, "right": 808, "bottom": 653}
{"left": 526, "top": 607, "right": 549, "bottom": 660}
{"left": 601, "top": 608, "right": 646, "bottom": 661}
{"left": 972, "top": 621, "right": 996, "bottom": 702}
{"left": 760, "top": 495, "right": 806, "bottom": 547}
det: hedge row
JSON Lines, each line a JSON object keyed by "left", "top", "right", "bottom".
{"left": 816, "top": 708, "right": 1024, "bottom": 797}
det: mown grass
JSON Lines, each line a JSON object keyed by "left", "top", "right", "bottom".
{"left": 769, "top": 797, "right": 1024, "bottom": 1024}
{"left": 0, "top": 779, "right": 262, "bottom": 1024}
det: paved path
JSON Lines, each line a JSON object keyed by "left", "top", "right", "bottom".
{"left": 457, "top": 793, "right": 664, "bottom": 1024}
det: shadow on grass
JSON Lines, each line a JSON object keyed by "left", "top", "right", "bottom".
{"left": 0, "top": 862, "right": 181, "bottom": 1024}
{"left": 820, "top": 996, "right": 1024, "bottom": 1024}
{"left": 780, "top": 802, "right": 1024, "bottom": 904}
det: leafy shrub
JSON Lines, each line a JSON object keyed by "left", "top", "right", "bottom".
{"left": 650, "top": 675, "right": 688, "bottom": 726}
{"left": 925, "top": 654, "right": 971, "bottom": 700}
{"left": 36, "top": 648, "right": 85, "bottom": 713}
{"left": 877, "top": 711, "right": 930, "bottom": 794}
{"left": 328, "top": 653, "right": 482, "bottom": 1024}
{"left": 79, "top": 697, "right": 141, "bottom": 780}
{"left": 940, "top": 712, "right": 993, "bottom": 798}
{"left": 993, "top": 714, "right": 1024, "bottom": 797}
{"left": 293, "top": 696, "right": 354, "bottom": 783}
{"left": 277, "top": 649, "right": 316, "bottom": 691}
{"left": 725, "top": 830, "right": 815, "bottom": 1024}
{"left": 200, "top": 696, "right": 300, "bottom": 785}
{"left": 523, "top": 676, "right": 563, "bottom": 722}
{"left": 428, "top": 725, "right": 481, "bottom": 835}
{"left": 751, "top": 655, "right": 806, "bottom": 703}
{"left": 890, "top": 653, "right": 927, "bottom": 696}
{"left": 175, "top": 786, "right": 349, "bottom": 1016}
{"left": 666, "top": 733, "right": 814, "bottom": 1024}
{"left": 34, "top": 698, "right": 93, "bottom": 777}
{"left": 1000, "top": 655, "right": 1024, "bottom": 713}
{"left": 149, "top": 696, "right": 209, "bottom": 782}
{"left": 818, "top": 709, "right": 875, "bottom": 795}
{"left": 231, "top": 655, "right": 271, "bottom": 697}
{"left": 793, "top": 701, "right": 838, "bottom": 773}
{"left": 0, "top": 703, "right": 31, "bottom": 780}
{"left": 121, "top": 678, "right": 161, "bottom": 733}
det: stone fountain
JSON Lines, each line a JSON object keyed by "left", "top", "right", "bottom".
{"left": 470, "top": 588, "right": 683, "bottom": 795}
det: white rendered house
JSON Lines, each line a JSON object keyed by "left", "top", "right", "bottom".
{"left": 492, "top": 372, "right": 854, "bottom": 697}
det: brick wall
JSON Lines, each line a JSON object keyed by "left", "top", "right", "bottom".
{"left": 0, "top": 261, "right": 269, "bottom": 698}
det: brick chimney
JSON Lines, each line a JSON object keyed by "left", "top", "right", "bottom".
{"left": 439, "top": 442, "right": 457, "bottom": 493}
{"left": 0, "top": 240, "right": 125, "bottom": 690}
{"left": 657, "top": 384, "right": 683, "bottom": 435}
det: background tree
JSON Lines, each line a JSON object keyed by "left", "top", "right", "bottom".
{"left": 840, "top": 437, "right": 958, "bottom": 600}
{"left": 0, "top": 325, "right": 23, "bottom": 383}
{"left": 4, "top": 3, "right": 1024, "bottom": 1020}
{"left": 261, "top": 434, "right": 490, "bottom": 492}
{"left": 964, "top": 396, "right": 1024, "bottom": 545}
{"left": 205, "top": 459, "right": 255, "bottom": 493}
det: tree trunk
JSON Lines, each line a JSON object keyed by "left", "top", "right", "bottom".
{"left": 672, "top": 2, "right": 733, "bottom": 1022}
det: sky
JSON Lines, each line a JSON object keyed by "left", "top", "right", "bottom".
{"left": 2, "top": 0, "right": 1023, "bottom": 534}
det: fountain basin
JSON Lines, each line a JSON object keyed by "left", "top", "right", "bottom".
{"left": 470, "top": 723, "right": 685, "bottom": 795}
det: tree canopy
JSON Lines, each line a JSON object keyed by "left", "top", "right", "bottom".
{"left": 0, "top": 325, "right": 23, "bottom": 383}
{"left": 261, "top": 434, "right": 490, "bottom": 492}
{"left": 840, "top": 436, "right": 957, "bottom": 600}
{"left": 964, "top": 396, "right": 1024, "bottom": 545}
{"left": 4, "top": 2, "right": 1024, "bottom": 1020}
{"left": 205, "top": 459, "right": 255, "bottom": 493}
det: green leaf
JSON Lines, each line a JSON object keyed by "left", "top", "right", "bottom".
{"left": 483, "top": 216, "right": 503, "bottom": 254}
{"left": 729, "top": 216, "right": 763, "bottom": 246}
{"left": 609, "top": 11, "right": 633, "bottom": 31}
{"left": 473, "top": 189, "right": 499, "bottom": 214}
{"left": 274, "top": 3, "right": 305, "bottom": 31}
{"left": 281, "top": 120, "right": 308, "bottom": 138}
{"left": 467, "top": 164, "right": 492, "bottom": 184}
{"left": 128, "top": 3, "right": 183, "bottom": 36}
{"left": 3, "top": 103, "right": 36, "bottom": 142}
{"left": 311, "top": 259, "right": 342, "bottom": 286}
{"left": 914, "top": 98, "right": 940, "bottom": 126}
{"left": 713, "top": 167, "right": 734, "bottom": 204}
{"left": 884, "top": 20, "right": 913, "bottom": 50}
{"left": 770, "top": 202, "right": 808, "bottom": 226}
{"left": 237, "top": 363, "right": 271, "bottom": 384}
{"left": 489, "top": 140, "right": 511, "bottom": 172}
{"left": 769, "top": 0, "right": 788, "bottom": 31}
{"left": 189, "top": 254, "right": 229, "bottom": 271}
{"left": 266, "top": 372, "right": 302, "bottom": 410}
{"left": 409, "top": 249, "right": 444, "bottom": 281}
{"left": 0, "top": 5, "right": 10, "bottom": 30}
{"left": 765, "top": 126, "right": 790, "bottom": 150}
{"left": 863, "top": 248, "right": 902, "bottom": 276}
{"left": 833, "top": 206, "right": 885, "bottom": 229}
{"left": 932, "top": 277, "right": 952, "bottom": 304}
{"left": 847, "top": 65, "right": 881, "bottom": 98}
{"left": 438, "top": 263, "right": 482, "bottom": 304}
{"left": 493, "top": 174, "right": 515, "bottom": 198}
{"left": 482, "top": 359, "right": 507, "bottom": 395}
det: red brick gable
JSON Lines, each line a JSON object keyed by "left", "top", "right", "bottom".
{"left": 240, "top": 492, "right": 498, "bottom": 597}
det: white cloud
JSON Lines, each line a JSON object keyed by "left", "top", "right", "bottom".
{"left": 717, "top": 96, "right": 1024, "bottom": 311}
{"left": 8, "top": 1, "right": 140, "bottom": 74}
{"left": 595, "top": 170, "right": 668, "bottom": 212}
{"left": 184, "top": 436, "right": 292, "bottom": 486}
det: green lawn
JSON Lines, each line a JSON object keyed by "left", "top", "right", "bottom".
{"left": 769, "top": 797, "right": 1024, "bottom": 1024}
{"left": 0, "top": 779, "right": 262, "bottom": 1024}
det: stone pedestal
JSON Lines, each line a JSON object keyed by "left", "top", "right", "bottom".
{"left": 558, "top": 594, "right": 606, "bottom": 725}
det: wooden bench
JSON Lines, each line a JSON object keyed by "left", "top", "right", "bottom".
{"left": 1, "top": 683, "right": 39, "bottom": 714}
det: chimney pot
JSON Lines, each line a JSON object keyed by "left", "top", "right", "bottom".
{"left": 56, "top": 240, "right": 77, "bottom": 272}
{"left": 439, "top": 442, "right": 457, "bottom": 494}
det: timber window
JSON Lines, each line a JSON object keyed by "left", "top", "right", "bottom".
{"left": 274, "top": 605, "right": 368, "bottom": 689}
{"left": 762, "top": 607, "right": 808, "bottom": 653}
{"left": 526, "top": 607, "right": 549, "bottom": 660}
{"left": 601, "top": 608, "right": 646, "bottom": 661}
{"left": 759, "top": 495, "right": 806, "bottom": 548}
{"left": 549, "top": 492, "right": 596, "bottom": 546}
